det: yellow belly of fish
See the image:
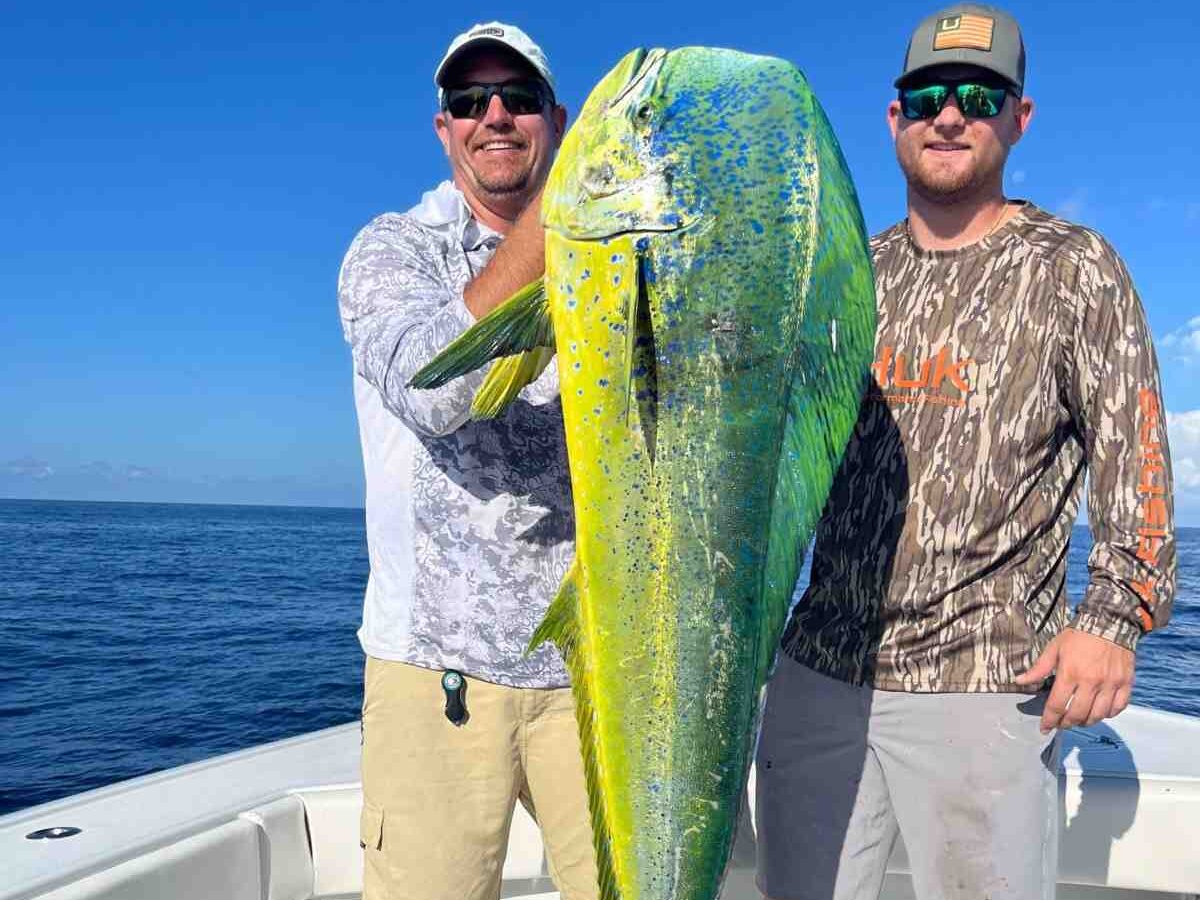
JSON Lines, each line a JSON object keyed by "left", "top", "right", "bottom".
{"left": 546, "top": 231, "right": 684, "bottom": 893}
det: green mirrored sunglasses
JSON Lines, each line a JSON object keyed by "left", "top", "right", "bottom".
{"left": 899, "top": 81, "right": 1012, "bottom": 120}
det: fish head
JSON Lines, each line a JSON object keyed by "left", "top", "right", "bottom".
{"left": 544, "top": 48, "right": 705, "bottom": 240}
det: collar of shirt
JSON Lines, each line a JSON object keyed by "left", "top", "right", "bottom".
{"left": 407, "top": 180, "right": 502, "bottom": 253}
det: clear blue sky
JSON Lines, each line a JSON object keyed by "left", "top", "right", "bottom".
{"left": 3, "top": 1, "right": 1199, "bottom": 519}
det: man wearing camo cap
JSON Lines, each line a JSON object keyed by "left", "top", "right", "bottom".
{"left": 338, "top": 22, "right": 598, "bottom": 900}
{"left": 757, "top": 5, "right": 1175, "bottom": 899}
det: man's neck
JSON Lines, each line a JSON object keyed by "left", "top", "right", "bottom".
{"left": 456, "top": 183, "right": 522, "bottom": 235}
{"left": 905, "top": 188, "right": 1013, "bottom": 252}
{"left": 468, "top": 198, "right": 521, "bottom": 235}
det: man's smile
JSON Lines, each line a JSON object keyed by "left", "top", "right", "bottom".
{"left": 925, "top": 141, "right": 969, "bottom": 154}
{"left": 476, "top": 139, "right": 526, "bottom": 154}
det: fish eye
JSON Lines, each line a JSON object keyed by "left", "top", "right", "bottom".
{"left": 635, "top": 102, "right": 655, "bottom": 124}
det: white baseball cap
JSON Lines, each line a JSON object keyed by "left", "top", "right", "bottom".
{"left": 434, "top": 22, "right": 556, "bottom": 103}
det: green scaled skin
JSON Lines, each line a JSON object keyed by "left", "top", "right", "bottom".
{"left": 411, "top": 47, "right": 876, "bottom": 900}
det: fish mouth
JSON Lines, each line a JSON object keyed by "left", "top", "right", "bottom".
{"left": 546, "top": 48, "right": 701, "bottom": 241}
{"left": 547, "top": 173, "right": 694, "bottom": 241}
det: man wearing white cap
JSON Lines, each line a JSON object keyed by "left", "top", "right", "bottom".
{"left": 337, "top": 22, "right": 598, "bottom": 900}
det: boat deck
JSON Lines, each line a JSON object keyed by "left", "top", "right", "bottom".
{"left": 3, "top": 706, "right": 1199, "bottom": 900}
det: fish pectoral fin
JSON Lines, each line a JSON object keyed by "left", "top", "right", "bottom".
{"left": 622, "top": 254, "right": 658, "bottom": 463}
{"left": 621, "top": 257, "right": 641, "bottom": 425}
{"left": 471, "top": 347, "right": 556, "bottom": 419}
{"left": 526, "top": 561, "right": 580, "bottom": 658}
{"left": 408, "top": 278, "right": 555, "bottom": 390}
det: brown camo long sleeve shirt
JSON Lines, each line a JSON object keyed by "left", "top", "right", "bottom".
{"left": 782, "top": 203, "right": 1175, "bottom": 692}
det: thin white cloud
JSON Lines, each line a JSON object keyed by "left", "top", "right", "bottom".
{"left": 2, "top": 457, "right": 359, "bottom": 507}
{"left": 77, "top": 461, "right": 117, "bottom": 481}
{"left": 4, "top": 457, "right": 53, "bottom": 479}
{"left": 1168, "top": 410, "right": 1200, "bottom": 492}
{"left": 1160, "top": 316, "right": 1200, "bottom": 364}
{"left": 72, "top": 461, "right": 163, "bottom": 482}
{"left": 1057, "top": 188, "right": 1088, "bottom": 222}
{"left": 1010, "top": 169, "right": 1027, "bottom": 185}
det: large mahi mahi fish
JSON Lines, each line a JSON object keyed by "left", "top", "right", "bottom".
{"left": 412, "top": 47, "right": 875, "bottom": 900}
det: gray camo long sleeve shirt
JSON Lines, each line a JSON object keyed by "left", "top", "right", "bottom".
{"left": 783, "top": 203, "right": 1175, "bottom": 692}
{"left": 338, "top": 181, "right": 573, "bottom": 688}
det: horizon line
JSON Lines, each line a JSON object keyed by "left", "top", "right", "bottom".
{"left": 0, "top": 495, "right": 365, "bottom": 513}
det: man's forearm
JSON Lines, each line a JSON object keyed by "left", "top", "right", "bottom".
{"left": 464, "top": 196, "right": 546, "bottom": 320}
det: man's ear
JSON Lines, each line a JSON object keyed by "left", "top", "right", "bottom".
{"left": 1009, "top": 95, "right": 1035, "bottom": 146}
{"left": 552, "top": 105, "right": 568, "bottom": 144}
{"left": 434, "top": 111, "right": 452, "bottom": 156}
{"left": 886, "top": 99, "right": 902, "bottom": 141}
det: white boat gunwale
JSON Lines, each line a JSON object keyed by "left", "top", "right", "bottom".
{"left": 3, "top": 706, "right": 1200, "bottom": 900}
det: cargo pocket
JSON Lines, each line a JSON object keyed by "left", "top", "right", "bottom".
{"left": 360, "top": 800, "right": 384, "bottom": 851}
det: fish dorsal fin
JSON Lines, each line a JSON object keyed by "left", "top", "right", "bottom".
{"left": 471, "top": 347, "right": 557, "bottom": 419}
{"left": 409, "top": 278, "right": 554, "bottom": 390}
{"left": 526, "top": 563, "right": 620, "bottom": 900}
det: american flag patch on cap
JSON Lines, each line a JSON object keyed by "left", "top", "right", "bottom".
{"left": 933, "top": 13, "right": 995, "bottom": 51}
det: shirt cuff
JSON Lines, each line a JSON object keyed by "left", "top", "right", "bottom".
{"left": 1071, "top": 607, "right": 1143, "bottom": 652}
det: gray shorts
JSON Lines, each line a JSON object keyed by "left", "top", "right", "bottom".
{"left": 755, "top": 655, "right": 1059, "bottom": 900}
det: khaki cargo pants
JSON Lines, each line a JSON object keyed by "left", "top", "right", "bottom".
{"left": 360, "top": 657, "right": 599, "bottom": 900}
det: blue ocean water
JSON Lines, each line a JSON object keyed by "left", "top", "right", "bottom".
{"left": 0, "top": 498, "right": 1197, "bottom": 816}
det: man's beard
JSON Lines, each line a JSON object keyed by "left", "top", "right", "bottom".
{"left": 475, "top": 168, "right": 531, "bottom": 196}
{"left": 899, "top": 146, "right": 1000, "bottom": 207}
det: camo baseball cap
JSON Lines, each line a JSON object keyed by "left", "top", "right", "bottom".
{"left": 434, "top": 22, "right": 556, "bottom": 103}
{"left": 895, "top": 3, "right": 1025, "bottom": 92}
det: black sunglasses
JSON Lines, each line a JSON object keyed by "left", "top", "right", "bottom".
{"left": 899, "top": 80, "right": 1014, "bottom": 120}
{"left": 442, "top": 79, "right": 551, "bottom": 120}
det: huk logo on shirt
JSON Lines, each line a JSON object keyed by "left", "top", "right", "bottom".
{"left": 872, "top": 345, "right": 975, "bottom": 408}
{"left": 1133, "top": 387, "right": 1169, "bottom": 631}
